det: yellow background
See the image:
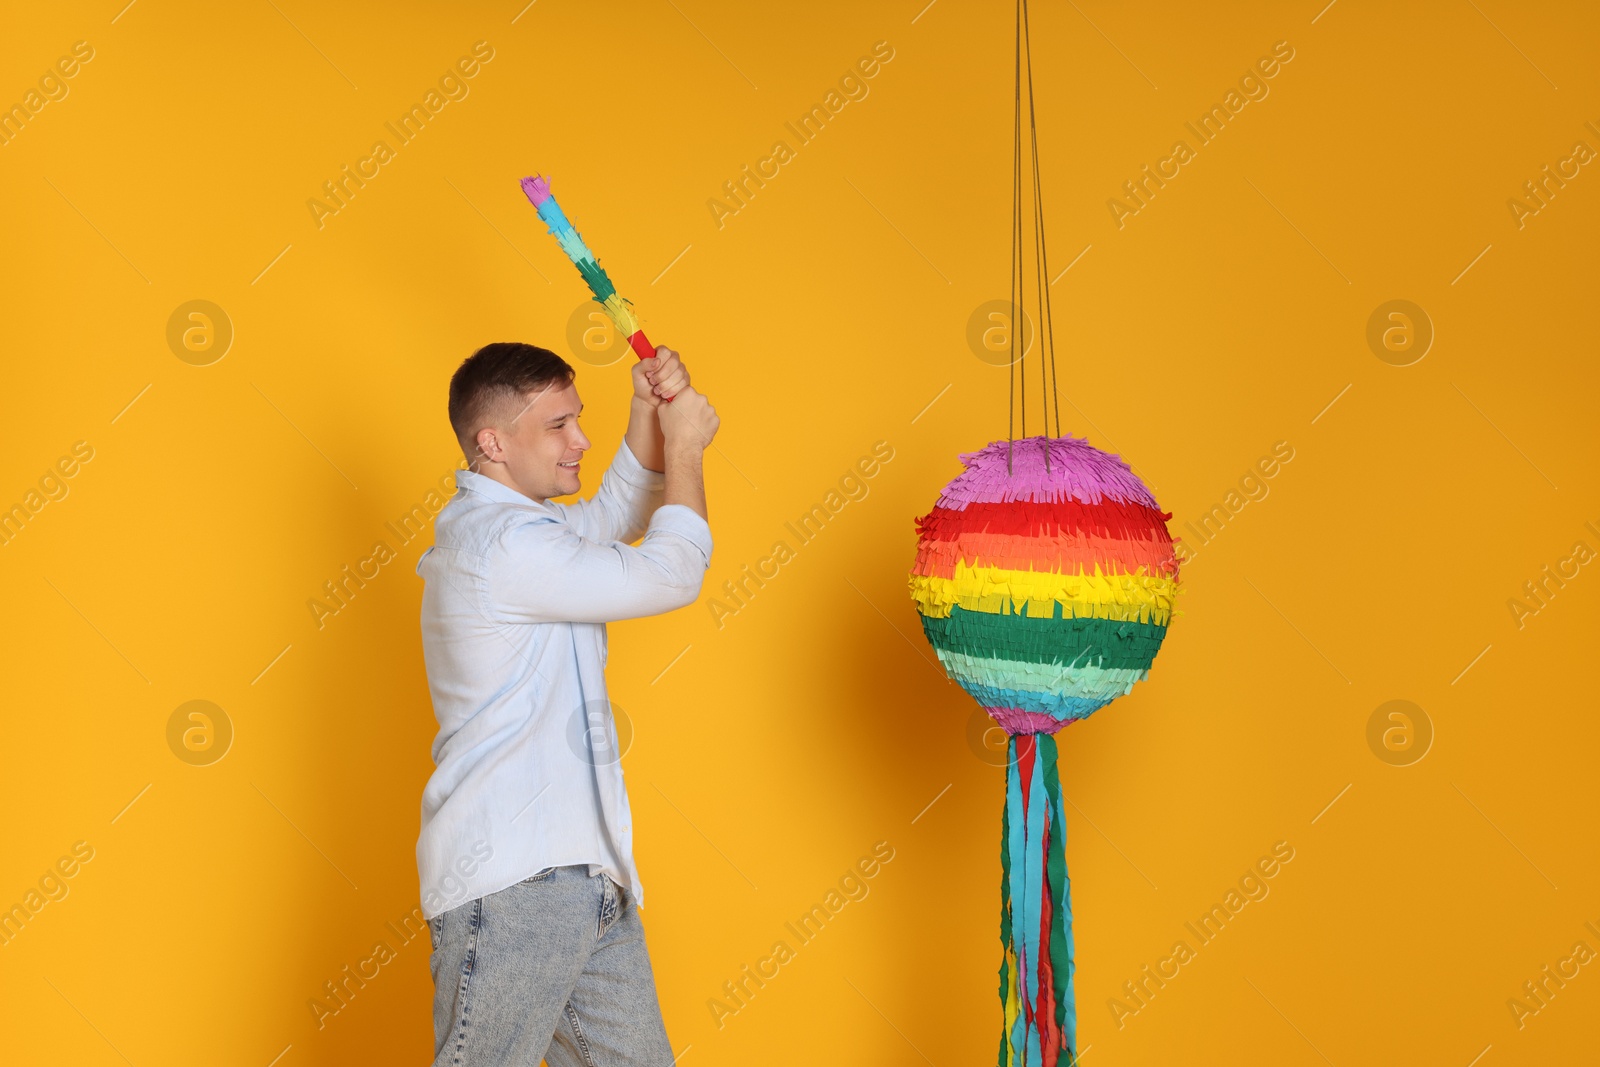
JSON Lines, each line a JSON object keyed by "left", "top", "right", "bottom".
{"left": 2, "top": 1, "right": 1597, "bottom": 1063}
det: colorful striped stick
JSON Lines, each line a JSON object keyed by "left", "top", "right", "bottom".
{"left": 519, "top": 175, "right": 677, "bottom": 401}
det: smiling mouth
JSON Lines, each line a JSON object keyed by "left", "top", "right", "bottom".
{"left": 558, "top": 461, "right": 580, "bottom": 469}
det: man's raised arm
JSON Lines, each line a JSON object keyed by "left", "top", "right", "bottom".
{"left": 490, "top": 382, "right": 719, "bottom": 625}
{"left": 487, "top": 507, "right": 710, "bottom": 625}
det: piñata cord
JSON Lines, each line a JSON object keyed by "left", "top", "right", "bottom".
{"left": 997, "top": 6, "right": 1080, "bottom": 1058}
{"left": 1009, "top": 0, "right": 1063, "bottom": 477}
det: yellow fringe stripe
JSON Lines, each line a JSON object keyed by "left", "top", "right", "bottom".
{"left": 909, "top": 559, "right": 1179, "bottom": 625}
{"left": 599, "top": 292, "right": 640, "bottom": 337}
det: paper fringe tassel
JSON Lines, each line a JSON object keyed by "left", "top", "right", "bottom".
{"left": 1001, "top": 732, "right": 1077, "bottom": 1067}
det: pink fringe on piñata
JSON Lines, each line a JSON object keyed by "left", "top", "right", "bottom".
{"left": 937, "top": 434, "right": 1161, "bottom": 511}
{"left": 989, "top": 707, "right": 1071, "bottom": 734}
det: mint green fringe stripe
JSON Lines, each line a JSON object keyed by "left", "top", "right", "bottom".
{"left": 932, "top": 648, "right": 1148, "bottom": 704}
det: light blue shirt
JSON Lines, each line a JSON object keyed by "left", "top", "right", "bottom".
{"left": 413, "top": 437, "right": 712, "bottom": 919}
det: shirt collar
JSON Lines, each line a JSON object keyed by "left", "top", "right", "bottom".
{"left": 455, "top": 468, "right": 558, "bottom": 512}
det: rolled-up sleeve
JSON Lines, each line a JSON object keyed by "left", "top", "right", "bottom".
{"left": 487, "top": 504, "right": 713, "bottom": 625}
{"left": 544, "top": 439, "right": 665, "bottom": 545}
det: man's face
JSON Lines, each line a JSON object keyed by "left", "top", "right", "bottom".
{"left": 479, "top": 380, "right": 590, "bottom": 501}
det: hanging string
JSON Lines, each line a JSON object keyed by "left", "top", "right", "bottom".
{"left": 1008, "top": 0, "right": 1062, "bottom": 474}
{"left": 1024, "top": 0, "right": 1050, "bottom": 474}
{"left": 1022, "top": 0, "right": 1062, "bottom": 444}
{"left": 1008, "top": 0, "right": 1024, "bottom": 475}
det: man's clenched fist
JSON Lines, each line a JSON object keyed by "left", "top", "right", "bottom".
{"left": 632, "top": 346, "right": 691, "bottom": 406}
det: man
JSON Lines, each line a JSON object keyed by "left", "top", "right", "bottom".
{"left": 414, "top": 340, "right": 720, "bottom": 1065}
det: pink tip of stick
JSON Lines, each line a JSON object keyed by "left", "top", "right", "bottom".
{"left": 520, "top": 175, "right": 552, "bottom": 206}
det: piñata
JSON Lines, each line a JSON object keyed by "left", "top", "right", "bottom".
{"left": 909, "top": 434, "right": 1182, "bottom": 1065}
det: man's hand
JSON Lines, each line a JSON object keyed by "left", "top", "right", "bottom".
{"left": 659, "top": 386, "right": 719, "bottom": 451}
{"left": 632, "top": 346, "right": 691, "bottom": 406}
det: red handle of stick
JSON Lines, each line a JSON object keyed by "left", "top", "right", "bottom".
{"left": 626, "top": 329, "right": 676, "bottom": 403}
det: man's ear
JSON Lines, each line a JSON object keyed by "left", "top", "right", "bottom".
{"left": 474, "top": 425, "right": 502, "bottom": 467}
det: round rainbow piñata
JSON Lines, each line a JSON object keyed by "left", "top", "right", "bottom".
{"left": 908, "top": 433, "right": 1181, "bottom": 1067}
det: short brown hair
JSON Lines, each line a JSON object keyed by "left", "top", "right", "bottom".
{"left": 448, "top": 342, "right": 575, "bottom": 461}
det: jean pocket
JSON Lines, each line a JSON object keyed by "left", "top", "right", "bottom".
{"left": 519, "top": 865, "right": 558, "bottom": 885}
{"left": 428, "top": 913, "right": 446, "bottom": 952}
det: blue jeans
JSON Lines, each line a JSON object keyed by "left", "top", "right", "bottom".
{"left": 427, "top": 864, "right": 675, "bottom": 1066}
